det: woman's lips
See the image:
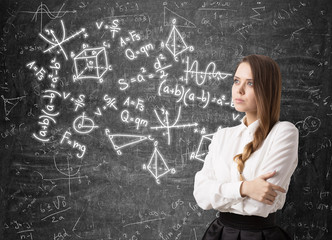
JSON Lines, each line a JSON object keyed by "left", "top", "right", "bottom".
{"left": 234, "top": 98, "right": 244, "bottom": 103}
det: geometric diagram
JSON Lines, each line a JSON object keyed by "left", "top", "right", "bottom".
{"left": 73, "top": 112, "right": 99, "bottom": 134}
{"left": 143, "top": 142, "right": 176, "bottom": 184}
{"left": 164, "top": 7, "right": 196, "bottom": 28}
{"left": 164, "top": 19, "right": 194, "bottom": 61}
{"left": 150, "top": 105, "right": 198, "bottom": 145}
{"left": 39, "top": 20, "right": 86, "bottom": 60}
{"left": 195, "top": 133, "right": 213, "bottom": 162}
{"left": 250, "top": 6, "right": 266, "bottom": 21}
{"left": 51, "top": 155, "right": 88, "bottom": 196}
{"left": 183, "top": 56, "right": 233, "bottom": 85}
{"left": 295, "top": 116, "right": 321, "bottom": 138}
{"left": 19, "top": 3, "right": 76, "bottom": 32}
{"left": 104, "top": 128, "right": 148, "bottom": 155}
{"left": 73, "top": 47, "right": 109, "bottom": 83}
{"left": 1, "top": 95, "right": 26, "bottom": 120}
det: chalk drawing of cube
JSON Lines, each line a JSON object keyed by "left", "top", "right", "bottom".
{"left": 74, "top": 47, "right": 108, "bottom": 80}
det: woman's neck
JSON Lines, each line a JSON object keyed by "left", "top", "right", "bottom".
{"left": 245, "top": 114, "right": 258, "bottom": 126}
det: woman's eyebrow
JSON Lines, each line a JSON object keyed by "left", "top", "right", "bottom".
{"left": 234, "top": 76, "right": 253, "bottom": 81}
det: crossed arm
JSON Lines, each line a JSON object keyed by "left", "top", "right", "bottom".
{"left": 193, "top": 122, "right": 299, "bottom": 216}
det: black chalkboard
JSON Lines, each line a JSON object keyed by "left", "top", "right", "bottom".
{"left": 0, "top": 0, "right": 331, "bottom": 239}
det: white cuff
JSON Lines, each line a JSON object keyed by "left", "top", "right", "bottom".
{"left": 220, "top": 181, "right": 244, "bottom": 200}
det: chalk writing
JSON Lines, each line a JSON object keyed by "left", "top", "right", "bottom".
{"left": 105, "top": 128, "right": 150, "bottom": 155}
{"left": 70, "top": 94, "right": 85, "bottom": 112}
{"left": 125, "top": 43, "right": 154, "bottom": 60}
{"left": 158, "top": 79, "right": 211, "bottom": 108}
{"left": 96, "top": 19, "right": 121, "bottom": 38}
{"left": 194, "top": 133, "right": 213, "bottom": 162}
{"left": 60, "top": 131, "right": 86, "bottom": 158}
{"left": 73, "top": 112, "right": 99, "bottom": 134}
{"left": 39, "top": 20, "right": 86, "bottom": 60}
{"left": 118, "top": 69, "right": 155, "bottom": 90}
{"left": 121, "top": 109, "right": 149, "bottom": 130}
{"left": 4, "top": 220, "right": 34, "bottom": 240}
{"left": 143, "top": 142, "right": 176, "bottom": 184}
{"left": 163, "top": 19, "right": 194, "bottom": 61}
{"left": 1, "top": 95, "right": 26, "bottom": 120}
{"left": 154, "top": 54, "right": 172, "bottom": 79}
{"left": 151, "top": 106, "right": 198, "bottom": 144}
{"left": 123, "top": 96, "right": 144, "bottom": 111}
{"left": 295, "top": 116, "right": 321, "bottom": 137}
{"left": 19, "top": 3, "right": 76, "bottom": 32}
{"left": 73, "top": 47, "right": 110, "bottom": 83}
{"left": 2, "top": 2, "right": 329, "bottom": 240}
{"left": 183, "top": 56, "right": 232, "bottom": 85}
{"left": 164, "top": 7, "right": 196, "bottom": 28}
{"left": 120, "top": 30, "right": 141, "bottom": 46}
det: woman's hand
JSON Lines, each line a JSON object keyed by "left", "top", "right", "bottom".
{"left": 240, "top": 171, "right": 286, "bottom": 205}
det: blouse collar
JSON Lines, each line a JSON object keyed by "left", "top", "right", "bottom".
{"left": 235, "top": 116, "right": 260, "bottom": 137}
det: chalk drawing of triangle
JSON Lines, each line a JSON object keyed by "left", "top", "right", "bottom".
{"left": 166, "top": 26, "right": 188, "bottom": 56}
{"left": 1, "top": 95, "right": 25, "bottom": 119}
{"left": 173, "top": 27, "right": 188, "bottom": 51}
{"left": 108, "top": 134, "right": 147, "bottom": 150}
{"left": 164, "top": 7, "right": 196, "bottom": 28}
{"left": 147, "top": 147, "right": 170, "bottom": 179}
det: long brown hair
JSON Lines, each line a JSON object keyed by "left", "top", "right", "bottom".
{"left": 233, "top": 55, "right": 282, "bottom": 181}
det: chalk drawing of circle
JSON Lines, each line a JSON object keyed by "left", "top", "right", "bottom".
{"left": 304, "top": 116, "right": 321, "bottom": 132}
{"left": 295, "top": 121, "right": 309, "bottom": 137}
{"left": 73, "top": 113, "right": 98, "bottom": 134}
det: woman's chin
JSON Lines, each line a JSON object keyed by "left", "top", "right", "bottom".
{"left": 234, "top": 106, "right": 246, "bottom": 113}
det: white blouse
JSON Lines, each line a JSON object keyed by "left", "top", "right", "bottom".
{"left": 193, "top": 117, "right": 299, "bottom": 218}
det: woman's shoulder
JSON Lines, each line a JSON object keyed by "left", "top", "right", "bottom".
{"left": 274, "top": 120, "right": 297, "bottom": 130}
{"left": 271, "top": 120, "right": 299, "bottom": 137}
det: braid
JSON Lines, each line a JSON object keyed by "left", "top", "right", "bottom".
{"left": 233, "top": 122, "right": 265, "bottom": 181}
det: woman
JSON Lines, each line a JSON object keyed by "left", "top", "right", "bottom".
{"left": 193, "top": 54, "right": 298, "bottom": 240}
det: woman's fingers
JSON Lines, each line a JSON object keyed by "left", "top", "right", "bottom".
{"left": 255, "top": 184, "right": 281, "bottom": 204}
{"left": 264, "top": 194, "right": 275, "bottom": 203}
{"left": 259, "top": 171, "right": 276, "bottom": 180}
{"left": 246, "top": 173, "right": 286, "bottom": 205}
{"left": 260, "top": 171, "right": 286, "bottom": 192}
{"left": 268, "top": 189, "right": 278, "bottom": 197}
{"left": 266, "top": 188, "right": 278, "bottom": 199}
{"left": 271, "top": 184, "right": 286, "bottom": 193}
{"left": 263, "top": 198, "right": 274, "bottom": 205}
{"left": 261, "top": 184, "right": 285, "bottom": 204}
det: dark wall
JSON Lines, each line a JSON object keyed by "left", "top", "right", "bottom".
{"left": 0, "top": 0, "right": 331, "bottom": 239}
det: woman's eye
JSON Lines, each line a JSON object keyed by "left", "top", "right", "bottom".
{"left": 233, "top": 79, "right": 239, "bottom": 84}
{"left": 248, "top": 82, "right": 253, "bottom": 86}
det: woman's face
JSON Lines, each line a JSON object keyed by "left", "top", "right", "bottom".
{"left": 232, "top": 62, "right": 258, "bottom": 118}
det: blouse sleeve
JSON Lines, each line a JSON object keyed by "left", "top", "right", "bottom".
{"left": 242, "top": 122, "right": 299, "bottom": 217}
{"left": 193, "top": 129, "right": 244, "bottom": 210}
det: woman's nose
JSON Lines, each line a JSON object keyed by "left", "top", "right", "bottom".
{"left": 238, "top": 84, "right": 245, "bottom": 95}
